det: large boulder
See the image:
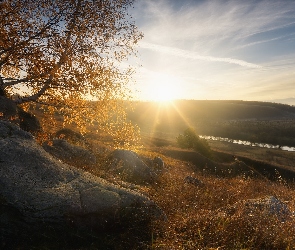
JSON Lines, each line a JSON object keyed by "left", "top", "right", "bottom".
{"left": 153, "top": 156, "right": 165, "bottom": 169}
{"left": 110, "top": 149, "right": 157, "bottom": 185}
{"left": 43, "top": 139, "right": 96, "bottom": 168}
{"left": 242, "top": 196, "right": 294, "bottom": 220}
{"left": 18, "top": 108, "right": 41, "bottom": 134}
{"left": 217, "top": 196, "right": 294, "bottom": 221}
{"left": 0, "top": 121, "right": 163, "bottom": 246}
{"left": 0, "top": 96, "right": 18, "bottom": 121}
{"left": 55, "top": 128, "right": 90, "bottom": 148}
{"left": 0, "top": 96, "right": 41, "bottom": 134}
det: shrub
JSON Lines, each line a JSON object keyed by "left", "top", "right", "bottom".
{"left": 176, "top": 128, "right": 212, "bottom": 158}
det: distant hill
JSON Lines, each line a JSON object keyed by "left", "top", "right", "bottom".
{"left": 128, "top": 100, "right": 295, "bottom": 126}
{"left": 127, "top": 100, "right": 295, "bottom": 146}
{"left": 130, "top": 100, "right": 295, "bottom": 121}
{"left": 268, "top": 98, "right": 295, "bottom": 106}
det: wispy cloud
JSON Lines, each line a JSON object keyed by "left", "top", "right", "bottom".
{"left": 131, "top": 0, "right": 295, "bottom": 101}
{"left": 140, "top": 42, "right": 262, "bottom": 69}
{"left": 134, "top": 0, "right": 295, "bottom": 53}
{"left": 233, "top": 33, "right": 295, "bottom": 50}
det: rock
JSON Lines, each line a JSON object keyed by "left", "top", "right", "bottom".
{"left": 55, "top": 128, "right": 85, "bottom": 141}
{"left": 42, "top": 139, "right": 96, "bottom": 167}
{"left": 111, "top": 149, "right": 157, "bottom": 185}
{"left": 142, "top": 156, "right": 165, "bottom": 173}
{"left": 0, "top": 121, "right": 164, "bottom": 244}
{"left": 0, "top": 87, "right": 6, "bottom": 96}
{"left": 0, "top": 120, "right": 33, "bottom": 140}
{"left": 0, "top": 96, "right": 18, "bottom": 121}
{"left": 0, "top": 96, "right": 41, "bottom": 134}
{"left": 218, "top": 196, "right": 294, "bottom": 221}
{"left": 18, "top": 108, "right": 41, "bottom": 134}
{"left": 153, "top": 156, "right": 165, "bottom": 169}
{"left": 55, "top": 128, "right": 90, "bottom": 148}
{"left": 243, "top": 196, "right": 293, "bottom": 220}
{"left": 184, "top": 176, "right": 204, "bottom": 186}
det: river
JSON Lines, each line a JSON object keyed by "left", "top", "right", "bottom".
{"left": 200, "top": 135, "right": 295, "bottom": 152}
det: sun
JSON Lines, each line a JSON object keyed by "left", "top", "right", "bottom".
{"left": 146, "top": 73, "right": 182, "bottom": 102}
{"left": 154, "top": 82, "right": 176, "bottom": 102}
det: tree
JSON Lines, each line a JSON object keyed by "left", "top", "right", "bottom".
{"left": 176, "top": 128, "right": 212, "bottom": 158}
{"left": 0, "top": 0, "right": 142, "bottom": 146}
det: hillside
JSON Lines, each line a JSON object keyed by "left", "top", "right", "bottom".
{"left": 129, "top": 100, "right": 295, "bottom": 122}
{"left": 3, "top": 97, "right": 295, "bottom": 249}
{"left": 127, "top": 100, "right": 295, "bottom": 147}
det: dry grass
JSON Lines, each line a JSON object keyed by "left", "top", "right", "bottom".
{"left": 27, "top": 105, "right": 295, "bottom": 249}
{"left": 209, "top": 140, "right": 295, "bottom": 170}
{"left": 136, "top": 151, "right": 295, "bottom": 249}
{"left": 74, "top": 134, "right": 295, "bottom": 249}
{"left": 28, "top": 117, "right": 295, "bottom": 249}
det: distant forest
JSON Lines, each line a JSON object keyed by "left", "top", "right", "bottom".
{"left": 127, "top": 100, "right": 295, "bottom": 147}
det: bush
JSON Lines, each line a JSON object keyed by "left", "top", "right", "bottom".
{"left": 176, "top": 128, "right": 212, "bottom": 158}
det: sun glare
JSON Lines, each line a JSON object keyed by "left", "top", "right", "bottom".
{"left": 146, "top": 73, "right": 182, "bottom": 102}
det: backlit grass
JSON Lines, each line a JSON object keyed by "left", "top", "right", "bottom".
{"left": 138, "top": 150, "right": 295, "bottom": 249}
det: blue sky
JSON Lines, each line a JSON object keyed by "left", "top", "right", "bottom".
{"left": 129, "top": 0, "right": 295, "bottom": 103}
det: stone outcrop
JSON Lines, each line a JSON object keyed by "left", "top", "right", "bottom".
{"left": 0, "top": 121, "right": 164, "bottom": 245}
{"left": 43, "top": 139, "right": 96, "bottom": 168}
{"left": 242, "top": 196, "right": 294, "bottom": 220}
{"left": 18, "top": 108, "right": 41, "bottom": 134}
{"left": 217, "top": 196, "right": 294, "bottom": 221}
{"left": 0, "top": 96, "right": 40, "bottom": 134}
{"left": 184, "top": 176, "right": 204, "bottom": 187}
{"left": 55, "top": 128, "right": 90, "bottom": 148}
{"left": 153, "top": 156, "right": 165, "bottom": 170}
{"left": 110, "top": 149, "right": 157, "bottom": 185}
{"left": 0, "top": 96, "right": 18, "bottom": 121}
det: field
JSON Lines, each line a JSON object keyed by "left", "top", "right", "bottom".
{"left": 81, "top": 101, "right": 295, "bottom": 249}
{"left": 134, "top": 142, "right": 295, "bottom": 248}
{"left": 84, "top": 138, "right": 295, "bottom": 249}
{"left": 27, "top": 100, "right": 295, "bottom": 249}
{"left": 209, "top": 140, "right": 295, "bottom": 170}
{"left": 127, "top": 100, "right": 295, "bottom": 249}
{"left": 138, "top": 150, "right": 295, "bottom": 249}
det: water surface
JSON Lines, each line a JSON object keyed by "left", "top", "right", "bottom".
{"left": 200, "top": 135, "right": 295, "bottom": 152}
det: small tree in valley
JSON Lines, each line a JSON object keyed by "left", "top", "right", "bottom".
{"left": 177, "top": 128, "right": 212, "bottom": 158}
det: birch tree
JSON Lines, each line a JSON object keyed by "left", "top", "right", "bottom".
{"left": 0, "top": 0, "right": 142, "bottom": 146}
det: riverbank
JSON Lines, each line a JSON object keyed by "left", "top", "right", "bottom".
{"left": 208, "top": 140, "right": 295, "bottom": 171}
{"left": 201, "top": 135, "right": 295, "bottom": 152}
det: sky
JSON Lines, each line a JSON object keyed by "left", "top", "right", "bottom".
{"left": 129, "top": 0, "right": 295, "bottom": 103}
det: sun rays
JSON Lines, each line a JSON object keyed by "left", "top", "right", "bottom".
{"left": 138, "top": 101, "right": 193, "bottom": 143}
{"left": 134, "top": 70, "right": 193, "bottom": 141}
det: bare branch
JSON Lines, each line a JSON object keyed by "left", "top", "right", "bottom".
{"left": 14, "top": 74, "right": 54, "bottom": 104}
{"left": 0, "top": 0, "right": 142, "bottom": 143}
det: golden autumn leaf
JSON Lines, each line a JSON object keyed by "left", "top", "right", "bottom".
{"left": 0, "top": 0, "right": 143, "bottom": 147}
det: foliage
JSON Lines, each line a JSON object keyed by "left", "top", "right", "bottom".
{"left": 0, "top": 0, "right": 142, "bottom": 147}
{"left": 177, "top": 127, "right": 212, "bottom": 157}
